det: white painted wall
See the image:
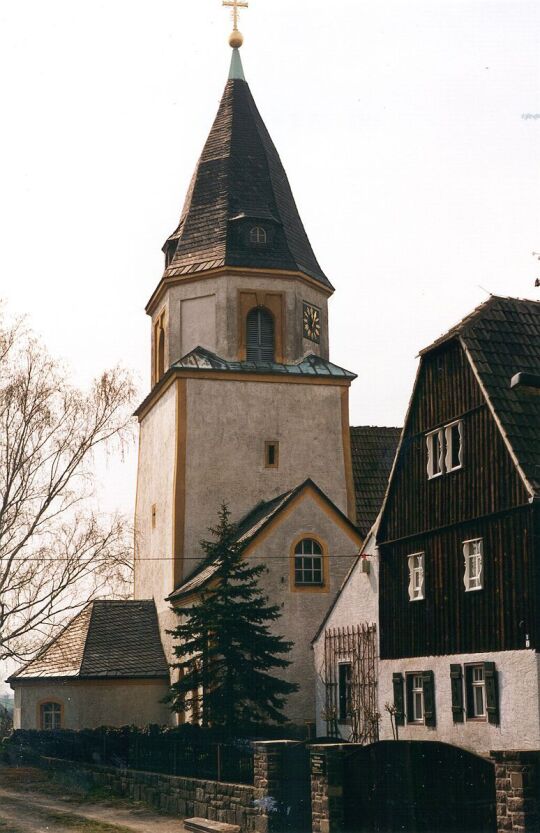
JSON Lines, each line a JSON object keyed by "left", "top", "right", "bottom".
{"left": 183, "top": 377, "right": 350, "bottom": 565}
{"left": 181, "top": 294, "right": 216, "bottom": 356}
{"left": 12, "top": 680, "right": 171, "bottom": 730}
{"left": 378, "top": 650, "right": 540, "bottom": 755}
{"left": 133, "top": 381, "right": 177, "bottom": 613}
{"left": 312, "top": 531, "right": 379, "bottom": 738}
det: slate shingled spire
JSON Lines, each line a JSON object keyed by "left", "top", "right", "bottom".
{"left": 162, "top": 49, "right": 332, "bottom": 289}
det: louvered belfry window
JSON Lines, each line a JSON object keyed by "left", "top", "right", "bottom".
{"left": 246, "top": 307, "right": 275, "bottom": 363}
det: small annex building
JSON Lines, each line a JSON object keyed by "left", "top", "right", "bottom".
{"left": 9, "top": 601, "right": 170, "bottom": 730}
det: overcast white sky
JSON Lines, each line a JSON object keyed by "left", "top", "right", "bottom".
{"left": 0, "top": 0, "right": 539, "bottom": 531}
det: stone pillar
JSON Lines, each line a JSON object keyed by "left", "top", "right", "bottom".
{"left": 491, "top": 751, "right": 540, "bottom": 833}
{"left": 253, "top": 741, "right": 297, "bottom": 832}
{"left": 310, "top": 744, "right": 347, "bottom": 833}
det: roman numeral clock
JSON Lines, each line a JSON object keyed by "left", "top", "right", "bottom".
{"left": 303, "top": 303, "right": 321, "bottom": 343}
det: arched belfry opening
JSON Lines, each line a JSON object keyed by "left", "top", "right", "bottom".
{"left": 157, "top": 327, "right": 165, "bottom": 378}
{"left": 246, "top": 307, "right": 275, "bottom": 363}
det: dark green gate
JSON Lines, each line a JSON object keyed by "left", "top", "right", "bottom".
{"left": 343, "top": 741, "right": 496, "bottom": 833}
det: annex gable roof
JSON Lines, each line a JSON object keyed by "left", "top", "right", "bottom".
{"left": 420, "top": 295, "right": 540, "bottom": 496}
{"left": 9, "top": 601, "right": 169, "bottom": 682}
{"left": 168, "top": 479, "right": 361, "bottom": 602}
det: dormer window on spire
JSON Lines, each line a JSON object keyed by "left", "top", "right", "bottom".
{"left": 250, "top": 226, "right": 267, "bottom": 246}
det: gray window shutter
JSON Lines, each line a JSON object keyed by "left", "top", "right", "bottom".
{"left": 392, "top": 673, "right": 405, "bottom": 726}
{"left": 484, "top": 662, "right": 499, "bottom": 725}
{"left": 246, "top": 308, "right": 275, "bottom": 362}
{"left": 423, "top": 670, "right": 436, "bottom": 727}
{"left": 450, "top": 664, "right": 464, "bottom": 723}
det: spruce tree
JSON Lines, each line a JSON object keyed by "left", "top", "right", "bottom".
{"left": 167, "top": 505, "right": 298, "bottom": 731}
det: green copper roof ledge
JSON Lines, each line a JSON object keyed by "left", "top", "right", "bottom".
{"left": 229, "top": 48, "right": 245, "bottom": 81}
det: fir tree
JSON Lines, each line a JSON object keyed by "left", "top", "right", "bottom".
{"left": 167, "top": 505, "right": 298, "bottom": 731}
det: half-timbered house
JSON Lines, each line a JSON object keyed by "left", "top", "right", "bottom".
{"left": 377, "top": 295, "right": 540, "bottom": 754}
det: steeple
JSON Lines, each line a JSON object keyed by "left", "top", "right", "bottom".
{"left": 162, "top": 48, "right": 332, "bottom": 289}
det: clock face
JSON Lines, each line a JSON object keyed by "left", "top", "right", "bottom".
{"left": 303, "top": 303, "right": 321, "bottom": 343}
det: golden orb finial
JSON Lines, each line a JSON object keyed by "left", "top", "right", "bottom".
{"left": 223, "top": 0, "right": 249, "bottom": 48}
{"left": 229, "top": 30, "right": 244, "bottom": 48}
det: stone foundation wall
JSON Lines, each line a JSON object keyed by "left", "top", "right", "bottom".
{"left": 40, "top": 749, "right": 277, "bottom": 833}
{"left": 490, "top": 751, "right": 540, "bottom": 833}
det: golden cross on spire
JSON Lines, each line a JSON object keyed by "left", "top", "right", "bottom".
{"left": 223, "top": 0, "right": 248, "bottom": 31}
{"left": 223, "top": 0, "right": 248, "bottom": 48}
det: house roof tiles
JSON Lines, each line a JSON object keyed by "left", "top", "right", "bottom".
{"left": 350, "top": 426, "right": 401, "bottom": 538}
{"left": 10, "top": 601, "right": 169, "bottom": 682}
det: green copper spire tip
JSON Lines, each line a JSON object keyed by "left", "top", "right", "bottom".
{"left": 229, "top": 48, "right": 245, "bottom": 81}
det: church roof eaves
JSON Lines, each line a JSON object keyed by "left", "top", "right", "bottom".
{"left": 134, "top": 349, "right": 356, "bottom": 419}
{"left": 168, "top": 479, "right": 361, "bottom": 603}
{"left": 172, "top": 347, "right": 357, "bottom": 379}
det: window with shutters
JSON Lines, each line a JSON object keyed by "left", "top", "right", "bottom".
{"left": 463, "top": 538, "right": 483, "bottom": 591}
{"left": 466, "top": 665, "right": 486, "bottom": 718}
{"left": 246, "top": 307, "right": 275, "bottom": 363}
{"left": 465, "top": 663, "right": 499, "bottom": 724}
{"left": 405, "top": 671, "right": 436, "bottom": 726}
{"left": 407, "top": 553, "right": 424, "bottom": 601}
{"left": 407, "top": 674, "right": 424, "bottom": 723}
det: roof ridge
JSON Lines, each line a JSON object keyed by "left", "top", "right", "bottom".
{"left": 419, "top": 295, "right": 540, "bottom": 356}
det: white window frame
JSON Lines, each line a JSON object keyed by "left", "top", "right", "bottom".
{"left": 410, "top": 673, "right": 425, "bottom": 723}
{"left": 445, "top": 420, "right": 464, "bottom": 472}
{"left": 41, "top": 702, "right": 62, "bottom": 730}
{"left": 408, "top": 552, "right": 425, "bottom": 601}
{"left": 426, "top": 429, "right": 444, "bottom": 479}
{"left": 463, "top": 538, "right": 483, "bottom": 592}
{"left": 466, "top": 664, "right": 486, "bottom": 719}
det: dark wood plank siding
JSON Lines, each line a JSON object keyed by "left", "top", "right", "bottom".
{"left": 379, "top": 341, "right": 529, "bottom": 544}
{"left": 378, "top": 339, "right": 536, "bottom": 659}
{"left": 379, "top": 507, "right": 536, "bottom": 657}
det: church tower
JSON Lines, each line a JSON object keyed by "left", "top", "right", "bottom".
{"left": 133, "top": 15, "right": 360, "bottom": 717}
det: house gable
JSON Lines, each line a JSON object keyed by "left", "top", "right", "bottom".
{"left": 377, "top": 312, "right": 538, "bottom": 660}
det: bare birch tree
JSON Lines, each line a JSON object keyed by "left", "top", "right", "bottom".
{"left": 0, "top": 305, "right": 136, "bottom": 662}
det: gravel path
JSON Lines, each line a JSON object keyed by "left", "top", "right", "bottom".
{"left": 0, "top": 783, "right": 187, "bottom": 833}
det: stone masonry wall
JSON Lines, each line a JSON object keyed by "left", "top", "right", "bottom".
{"left": 491, "top": 751, "right": 540, "bottom": 833}
{"left": 310, "top": 745, "right": 346, "bottom": 833}
{"left": 39, "top": 745, "right": 293, "bottom": 833}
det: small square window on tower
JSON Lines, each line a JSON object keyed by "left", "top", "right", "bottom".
{"left": 151, "top": 504, "right": 157, "bottom": 529}
{"left": 265, "top": 441, "right": 279, "bottom": 469}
